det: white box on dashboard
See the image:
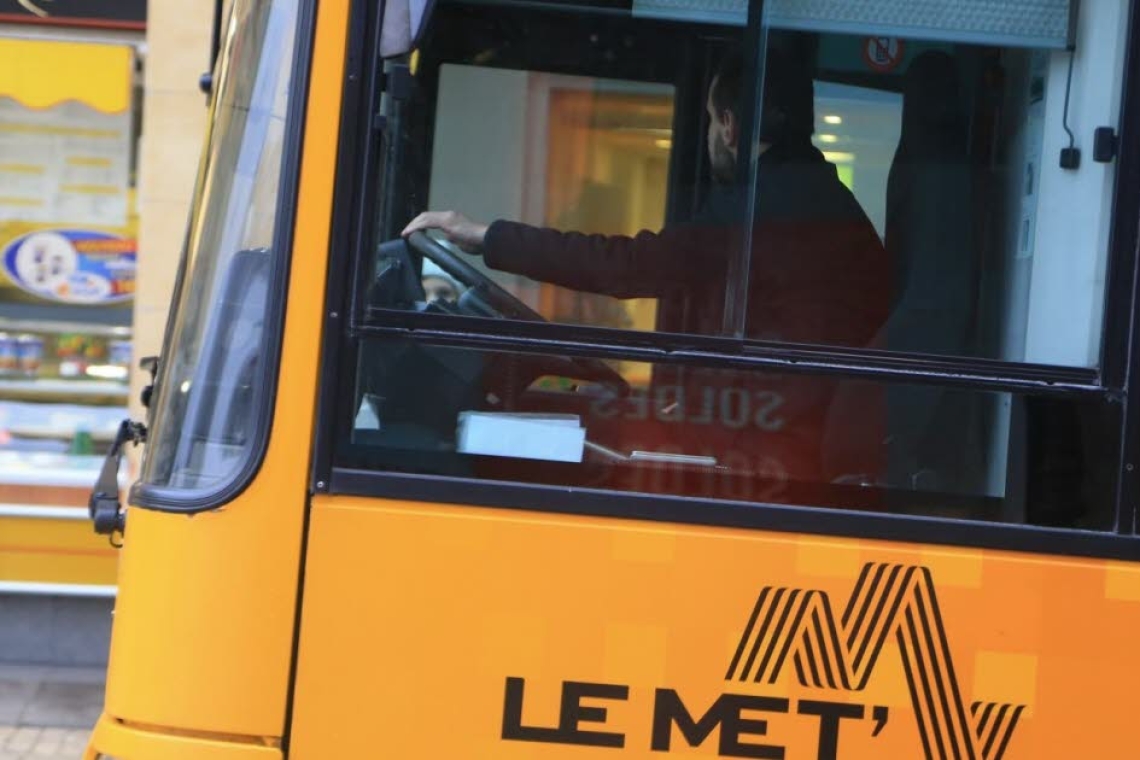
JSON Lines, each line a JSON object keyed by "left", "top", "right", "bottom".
{"left": 456, "top": 412, "right": 585, "bottom": 463}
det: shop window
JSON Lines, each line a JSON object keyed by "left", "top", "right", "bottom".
{"left": 0, "top": 38, "right": 139, "bottom": 475}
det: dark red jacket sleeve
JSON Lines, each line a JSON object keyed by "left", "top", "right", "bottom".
{"left": 482, "top": 219, "right": 726, "bottom": 300}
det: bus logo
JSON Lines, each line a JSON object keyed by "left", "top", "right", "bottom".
{"left": 501, "top": 563, "right": 1024, "bottom": 760}
{"left": 728, "top": 563, "right": 1024, "bottom": 760}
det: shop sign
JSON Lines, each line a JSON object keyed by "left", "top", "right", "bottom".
{"left": 0, "top": 0, "right": 146, "bottom": 30}
{"left": 1, "top": 229, "right": 135, "bottom": 305}
{"left": 0, "top": 40, "right": 137, "bottom": 306}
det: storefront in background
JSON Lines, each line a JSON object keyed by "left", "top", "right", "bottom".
{"left": 0, "top": 3, "right": 146, "bottom": 596}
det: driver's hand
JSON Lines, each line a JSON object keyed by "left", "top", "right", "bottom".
{"left": 401, "top": 211, "right": 489, "bottom": 253}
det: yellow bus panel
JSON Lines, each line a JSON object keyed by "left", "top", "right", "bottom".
{"left": 290, "top": 496, "right": 1140, "bottom": 759}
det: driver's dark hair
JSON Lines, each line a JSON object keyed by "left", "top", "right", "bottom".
{"left": 710, "top": 38, "right": 816, "bottom": 144}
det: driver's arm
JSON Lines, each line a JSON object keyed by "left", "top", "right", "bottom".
{"left": 402, "top": 211, "right": 717, "bottom": 299}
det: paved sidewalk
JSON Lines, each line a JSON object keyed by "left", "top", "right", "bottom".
{"left": 0, "top": 665, "right": 104, "bottom": 759}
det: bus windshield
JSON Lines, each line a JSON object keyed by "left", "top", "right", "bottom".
{"left": 137, "top": 0, "right": 301, "bottom": 499}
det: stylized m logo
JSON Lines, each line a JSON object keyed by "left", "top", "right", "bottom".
{"left": 727, "top": 563, "right": 1023, "bottom": 760}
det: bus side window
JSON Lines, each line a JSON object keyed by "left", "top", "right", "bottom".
{"left": 342, "top": 0, "right": 1128, "bottom": 533}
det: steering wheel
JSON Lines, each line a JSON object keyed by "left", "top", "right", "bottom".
{"left": 407, "top": 230, "right": 629, "bottom": 395}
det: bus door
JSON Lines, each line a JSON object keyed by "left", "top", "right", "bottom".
{"left": 289, "top": 0, "right": 1140, "bottom": 757}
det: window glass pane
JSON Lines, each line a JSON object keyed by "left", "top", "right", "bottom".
{"left": 371, "top": 0, "right": 1127, "bottom": 366}
{"left": 427, "top": 65, "right": 673, "bottom": 331}
{"left": 800, "top": 9, "right": 1128, "bottom": 368}
{"left": 138, "top": 0, "right": 299, "bottom": 492}
{"left": 742, "top": 14, "right": 1128, "bottom": 365}
{"left": 371, "top": 5, "right": 751, "bottom": 336}
{"left": 339, "top": 336, "right": 1119, "bottom": 529}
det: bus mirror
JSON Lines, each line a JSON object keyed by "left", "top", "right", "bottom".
{"left": 380, "top": 0, "right": 435, "bottom": 57}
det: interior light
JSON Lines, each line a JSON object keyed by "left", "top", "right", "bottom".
{"left": 823, "top": 115, "right": 843, "bottom": 125}
{"left": 818, "top": 134, "right": 840, "bottom": 144}
{"left": 180, "top": 380, "right": 192, "bottom": 394}
{"left": 823, "top": 151, "right": 856, "bottom": 164}
{"left": 655, "top": 139, "right": 672, "bottom": 149}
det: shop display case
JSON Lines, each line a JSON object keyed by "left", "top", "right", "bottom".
{"left": 0, "top": 319, "right": 130, "bottom": 594}
{"left": 0, "top": 36, "right": 140, "bottom": 594}
{"left": 0, "top": 318, "right": 129, "bottom": 465}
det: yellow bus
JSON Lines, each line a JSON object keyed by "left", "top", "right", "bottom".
{"left": 86, "top": 0, "right": 1140, "bottom": 757}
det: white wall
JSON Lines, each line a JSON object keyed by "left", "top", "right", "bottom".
{"left": 1022, "top": 0, "right": 1131, "bottom": 367}
{"left": 429, "top": 65, "right": 531, "bottom": 224}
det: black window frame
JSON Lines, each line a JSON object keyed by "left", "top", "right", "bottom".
{"left": 313, "top": 0, "right": 1140, "bottom": 560}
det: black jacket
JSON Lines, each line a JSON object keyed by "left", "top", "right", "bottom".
{"left": 483, "top": 141, "right": 890, "bottom": 348}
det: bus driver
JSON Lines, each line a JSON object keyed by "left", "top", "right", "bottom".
{"left": 403, "top": 44, "right": 892, "bottom": 492}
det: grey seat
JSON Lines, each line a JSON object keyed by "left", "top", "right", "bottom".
{"left": 882, "top": 51, "right": 982, "bottom": 493}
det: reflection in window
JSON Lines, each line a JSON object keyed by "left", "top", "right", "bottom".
{"left": 343, "top": 337, "right": 1119, "bottom": 530}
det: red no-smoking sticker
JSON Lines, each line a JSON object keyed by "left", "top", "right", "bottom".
{"left": 862, "top": 37, "right": 906, "bottom": 72}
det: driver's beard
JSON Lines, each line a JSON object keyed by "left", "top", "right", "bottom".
{"left": 709, "top": 133, "right": 737, "bottom": 184}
